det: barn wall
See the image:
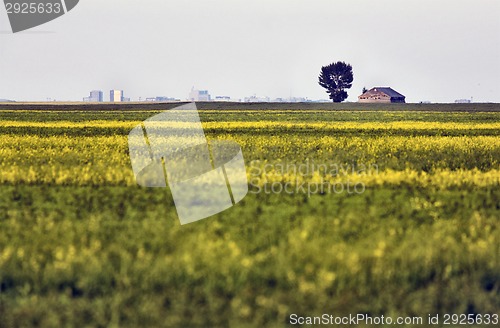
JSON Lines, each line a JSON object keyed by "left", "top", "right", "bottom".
{"left": 358, "top": 98, "right": 392, "bottom": 103}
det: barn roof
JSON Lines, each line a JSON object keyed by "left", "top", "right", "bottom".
{"left": 370, "top": 87, "right": 405, "bottom": 98}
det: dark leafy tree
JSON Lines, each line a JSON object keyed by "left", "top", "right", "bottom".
{"left": 318, "top": 61, "right": 354, "bottom": 102}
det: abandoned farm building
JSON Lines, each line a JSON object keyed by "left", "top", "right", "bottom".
{"left": 358, "top": 87, "right": 406, "bottom": 103}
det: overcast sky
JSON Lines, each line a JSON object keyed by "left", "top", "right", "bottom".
{"left": 0, "top": 0, "right": 499, "bottom": 103}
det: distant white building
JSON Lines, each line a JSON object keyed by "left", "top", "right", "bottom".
{"left": 189, "top": 88, "right": 211, "bottom": 101}
{"left": 110, "top": 90, "right": 129, "bottom": 102}
{"left": 273, "top": 97, "right": 308, "bottom": 103}
{"left": 83, "top": 90, "right": 103, "bottom": 102}
{"left": 455, "top": 99, "right": 471, "bottom": 103}
{"left": 110, "top": 90, "right": 122, "bottom": 102}
{"left": 244, "top": 95, "right": 270, "bottom": 102}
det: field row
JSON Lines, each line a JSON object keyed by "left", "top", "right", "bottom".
{"left": 1, "top": 120, "right": 500, "bottom": 130}
{"left": 0, "top": 134, "right": 499, "bottom": 185}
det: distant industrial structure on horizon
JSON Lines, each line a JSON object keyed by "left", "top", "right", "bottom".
{"left": 455, "top": 98, "right": 472, "bottom": 104}
{"left": 110, "top": 90, "right": 130, "bottom": 102}
{"left": 144, "top": 96, "right": 181, "bottom": 102}
{"left": 83, "top": 90, "right": 103, "bottom": 102}
{"left": 82, "top": 90, "right": 130, "bottom": 102}
{"left": 188, "top": 88, "right": 211, "bottom": 102}
{"left": 78, "top": 87, "right": 333, "bottom": 103}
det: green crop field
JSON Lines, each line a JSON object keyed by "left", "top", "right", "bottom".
{"left": 0, "top": 104, "right": 499, "bottom": 327}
